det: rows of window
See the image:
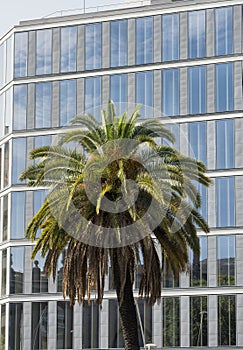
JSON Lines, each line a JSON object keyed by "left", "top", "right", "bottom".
{"left": 0, "top": 295, "right": 237, "bottom": 349}
{"left": 11, "top": 6, "right": 236, "bottom": 80}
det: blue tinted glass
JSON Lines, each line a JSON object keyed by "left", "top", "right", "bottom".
{"left": 12, "top": 138, "right": 26, "bottom": 184}
{"left": 162, "top": 14, "right": 179, "bottom": 61}
{"left": 14, "top": 32, "right": 28, "bottom": 78}
{"left": 136, "top": 71, "right": 153, "bottom": 118}
{"left": 216, "top": 177, "right": 235, "bottom": 227}
{"left": 85, "top": 23, "right": 102, "bottom": 70}
{"left": 34, "top": 189, "right": 47, "bottom": 238}
{"left": 198, "top": 183, "right": 207, "bottom": 220}
{"left": 189, "top": 122, "right": 206, "bottom": 164}
{"left": 60, "top": 80, "right": 77, "bottom": 126}
{"left": 188, "top": 10, "right": 206, "bottom": 58}
{"left": 10, "top": 247, "right": 24, "bottom": 293}
{"left": 163, "top": 123, "right": 180, "bottom": 150}
{"left": 215, "top": 7, "right": 233, "bottom": 56}
{"left": 36, "top": 29, "right": 52, "bottom": 75}
{"left": 216, "top": 119, "right": 234, "bottom": 169}
{"left": 110, "top": 20, "right": 127, "bottom": 67}
{"left": 217, "top": 235, "right": 235, "bottom": 286}
{"left": 35, "top": 82, "right": 52, "bottom": 128}
{"left": 136, "top": 17, "right": 153, "bottom": 64}
{"left": 85, "top": 77, "right": 101, "bottom": 120}
{"left": 216, "top": 63, "right": 234, "bottom": 112}
{"left": 110, "top": 74, "right": 127, "bottom": 115}
{"left": 13, "top": 85, "right": 27, "bottom": 130}
{"left": 60, "top": 26, "right": 77, "bottom": 72}
{"left": 190, "top": 236, "right": 207, "bottom": 287}
{"left": 188, "top": 66, "right": 206, "bottom": 114}
{"left": 11, "top": 192, "right": 25, "bottom": 239}
{"left": 34, "top": 135, "right": 51, "bottom": 149}
{"left": 162, "top": 69, "right": 179, "bottom": 116}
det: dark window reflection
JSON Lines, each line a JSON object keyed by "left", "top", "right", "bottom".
{"left": 190, "top": 296, "right": 207, "bottom": 346}
{"left": 1, "top": 304, "right": 6, "bottom": 348}
{"left": 217, "top": 235, "right": 235, "bottom": 286}
{"left": 57, "top": 251, "right": 66, "bottom": 293}
{"left": 163, "top": 297, "right": 180, "bottom": 347}
{"left": 190, "top": 237, "right": 207, "bottom": 287}
{"left": 82, "top": 300, "right": 99, "bottom": 349}
{"left": 57, "top": 301, "right": 73, "bottom": 349}
{"left": 32, "top": 252, "right": 48, "bottom": 293}
{"left": 218, "top": 295, "right": 236, "bottom": 345}
{"left": 31, "top": 302, "right": 48, "bottom": 350}
{"left": 3, "top": 195, "right": 8, "bottom": 241}
{"left": 1, "top": 250, "right": 7, "bottom": 296}
{"left": 10, "top": 247, "right": 24, "bottom": 294}
{"left": 9, "top": 303, "right": 23, "bottom": 350}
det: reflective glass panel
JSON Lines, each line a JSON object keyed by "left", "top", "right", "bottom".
{"left": 136, "top": 17, "right": 153, "bottom": 64}
{"left": 137, "top": 299, "right": 152, "bottom": 346}
{"left": 85, "top": 23, "right": 102, "bottom": 70}
{"left": 0, "top": 44, "right": 4, "bottom": 88}
{"left": 10, "top": 247, "right": 24, "bottom": 294}
{"left": 190, "top": 236, "right": 207, "bottom": 287}
{"left": 57, "top": 302, "right": 73, "bottom": 349}
{"left": 9, "top": 303, "right": 23, "bottom": 350}
{"left": 216, "top": 177, "right": 235, "bottom": 227}
{"left": 60, "top": 79, "right": 76, "bottom": 126}
{"left": 0, "top": 305, "right": 5, "bottom": 347}
{"left": 14, "top": 32, "right": 28, "bottom": 78}
{"left": 216, "top": 119, "right": 234, "bottom": 169}
{"left": 163, "top": 297, "right": 180, "bottom": 347}
{"left": 162, "top": 14, "right": 179, "bottom": 61}
{"left": 12, "top": 138, "right": 26, "bottom": 184}
{"left": 190, "top": 296, "right": 207, "bottom": 346}
{"left": 31, "top": 302, "right": 48, "bottom": 350}
{"left": 3, "top": 195, "right": 8, "bottom": 241}
{"left": 189, "top": 121, "right": 206, "bottom": 164}
{"left": 216, "top": 62, "right": 234, "bottom": 112}
{"left": 4, "top": 142, "right": 9, "bottom": 188}
{"left": 33, "top": 188, "right": 47, "bottom": 238}
{"left": 136, "top": 71, "right": 153, "bottom": 118}
{"left": 82, "top": 301, "right": 99, "bottom": 348}
{"left": 188, "top": 66, "right": 206, "bottom": 114}
{"left": 35, "top": 82, "right": 52, "bottom": 128}
{"left": 57, "top": 251, "right": 66, "bottom": 292}
{"left": 217, "top": 235, "right": 235, "bottom": 286}
{"left": 32, "top": 251, "right": 48, "bottom": 293}
{"left": 60, "top": 26, "right": 77, "bottom": 72}
{"left": 85, "top": 77, "right": 101, "bottom": 120}
{"left": 1, "top": 250, "right": 7, "bottom": 296}
{"left": 215, "top": 7, "right": 233, "bottom": 56}
{"left": 218, "top": 295, "right": 236, "bottom": 345}
{"left": 36, "top": 29, "right": 52, "bottom": 75}
{"left": 109, "top": 299, "right": 124, "bottom": 348}
{"left": 11, "top": 192, "right": 25, "bottom": 239}
{"left": 5, "top": 87, "right": 12, "bottom": 135}
{"left": 110, "top": 74, "right": 127, "bottom": 115}
{"left": 162, "top": 69, "right": 179, "bottom": 116}
{"left": 13, "top": 85, "right": 27, "bottom": 130}
{"left": 6, "top": 37, "right": 13, "bottom": 83}
{"left": 188, "top": 10, "right": 206, "bottom": 58}
{"left": 110, "top": 20, "right": 127, "bottom": 67}
{"left": 162, "top": 123, "right": 180, "bottom": 150}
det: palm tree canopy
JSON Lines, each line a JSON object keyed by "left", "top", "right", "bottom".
{"left": 20, "top": 101, "right": 211, "bottom": 306}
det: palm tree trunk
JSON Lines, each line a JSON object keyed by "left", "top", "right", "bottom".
{"left": 112, "top": 249, "right": 140, "bottom": 350}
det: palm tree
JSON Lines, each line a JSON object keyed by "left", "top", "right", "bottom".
{"left": 21, "top": 102, "right": 211, "bottom": 350}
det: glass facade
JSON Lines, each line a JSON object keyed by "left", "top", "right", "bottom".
{"left": 136, "top": 71, "right": 153, "bottom": 117}
{"left": 190, "top": 237, "right": 207, "bottom": 287}
{"left": 110, "top": 20, "right": 127, "bottom": 67}
{"left": 35, "top": 82, "right": 52, "bottom": 128}
{"left": 14, "top": 32, "right": 28, "bottom": 78}
{"left": 60, "top": 26, "right": 77, "bottom": 72}
{"left": 11, "top": 192, "right": 25, "bottom": 239}
{"left": 216, "top": 119, "right": 234, "bottom": 169}
{"left": 162, "top": 14, "right": 179, "bottom": 61}
{"left": 10, "top": 247, "right": 24, "bottom": 294}
{"left": 215, "top": 7, "right": 233, "bottom": 56}
{"left": 218, "top": 295, "right": 236, "bottom": 346}
{"left": 13, "top": 84, "right": 27, "bottom": 130}
{"left": 216, "top": 62, "right": 234, "bottom": 112}
{"left": 57, "top": 302, "right": 73, "bottom": 349}
{"left": 82, "top": 301, "right": 99, "bottom": 349}
{"left": 60, "top": 79, "right": 76, "bottom": 126}
{"left": 163, "top": 297, "right": 180, "bottom": 347}
{"left": 188, "top": 10, "right": 206, "bottom": 58}
{"left": 190, "top": 296, "right": 207, "bottom": 346}
{"left": 216, "top": 177, "right": 235, "bottom": 227}
{"left": 36, "top": 29, "right": 52, "bottom": 75}
{"left": 31, "top": 302, "right": 48, "bottom": 350}
{"left": 12, "top": 138, "right": 26, "bottom": 184}
{"left": 85, "top": 23, "right": 102, "bottom": 70}
{"left": 217, "top": 235, "right": 235, "bottom": 286}
{"left": 9, "top": 303, "right": 23, "bottom": 350}
{"left": 110, "top": 74, "right": 127, "bottom": 115}
{"left": 189, "top": 121, "right": 207, "bottom": 165}
{"left": 85, "top": 77, "right": 101, "bottom": 120}
{"left": 136, "top": 17, "right": 153, "bottom": 64}
{"left": 32, "top": 251, "right": 48, "bottom": 293}
{"left": 162, "top": 69, "right": 179, "bottom": 116}
{"left": 188, "top": 66, "right": 206, "bottom": 115}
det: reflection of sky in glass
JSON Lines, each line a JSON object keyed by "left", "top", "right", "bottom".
{"left": 10, "top": 247, "right": 24, "bottom": 272}
{"left": 162, "top": 69, "right": 179, "bottom": 117}
{"left": 85, "top": 23, "right": 102, "bottom": 70}
{"left": 60, "top": 80, "right": 77, "bottom": 126}
{"left": 215, "top": 7, "right": 233, "bottom": 56}
{"left": 188, "top": 66, "right": 206, "bottom": 115}
{"left": 216, "top": 176, "right": 235, "bottom": 227}
{"left": 189, "top": 121, "right": 206, "bottom": 164}
{"left": 216, "top": 119, "right": 234, "bottom": 169}
{"left": 35, "top": 82, "right": 52, "bottom": 128}
{"left": 61, "top": 26, "right": 77, "bottom": 72}
{"left": 110, "top": 74, "right": 127, "bottom": 115}
{"left": 162, "top": 14, "right": 179, "bottom": 61}
{"left": 162, "top": 123, "right": 180, "bottom": 150}
{"left": 12, "top": 138, "right": 26, "bottom": 184}
{"left": 11, "top": 191, "right": 25, "bottom": 239}
{"left": 13, "top": 85, "right": 27, "bottom": 130}
{"left": 136, "top": 71, "right": 153, "bottom": 118}
{"left": 188, "top": 10, "right": 206, "bottom": 58}
{"left": 0, "top": 44, "right": 4, "bottom": 87}
{"left": 216, "top": 63, "right": 233, "bottom": 112}
{"left": 85, "top": 77, "right": 101, "bottom": 120}
{"left": 36, "top": 29, "right": 52, "bottom": 75}
{"left": 6, "top": 37, "right": 12, "bottom": 83}
{"left": 14, "top": 32, "right": 28, "bottom": 78}
{"left": 217, "top": 235, "right": 235, "bottom": 259}
{"left": 110, "top": 20, "right": 127, "bottom": 67}
{"left": 136, "top": 17, "right": 153, "bottom": 64}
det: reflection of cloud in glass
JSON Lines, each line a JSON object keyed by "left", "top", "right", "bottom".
{"left": 35, "top": 82, "right": 51, "bottom": 128}
{"left": 85, "top": 23, "right": 102, "bottom": 70}
{"left": 188, "top": 10, "right": 206, "bottom": 58}
{"left": 61, "top": 26, "right": 77, "bottom": 72}
{"left": 110, "top": 20, "right": 127, "bottom": 66}
{"left": 13, "top": 85, "right": 27, "bottom": 130}
{"left": 36, "top": 29, "right": 52, "bottom": 75}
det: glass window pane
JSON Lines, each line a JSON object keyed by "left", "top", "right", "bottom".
{"left": 57, "top": 302, "right": 73, "bottom": 349}
{"left": 216, "top": 119, "right": 234, "bottom": 169}
{"left": 32, "top": 251, "right": 48, "bottom": 293}
{"left": 216, "top": 62, "right": 234, "bottom": 112}
{"left": 57, "top": 251, "right": 66, "bottom": 292}
{"left": 34, "top": 189, "right": 47, "bottom": 238}
{"left": 162, "top": 69, "right": 179, "bottom": 117}
{"left": 189, "top": 121, "right": 207, "bottom": 164}
{"left": 163, "top": 123, "right": 180, "bottom": 150}
{"left": 215, "top": 7, "right": 233, "bottom": 56}
{"left": 163, "top": 297, "right": 180, "bottom": 346}
{"left": 216, "top": 177, "right": 235, "bottom": 227}
{"left": 136, "top": 71, "right": 153, "bottom": 118}
{"left": 188, "top": 66, "right": 206, "bottom": 114}
{"left": 9, "top": 303, "right": 23, "bottom": 350}
{"left": 1, "top": 305, "right": 5, "bottom": 347}
{"left": 12, "top": 138, "right": 26, "bottom": 184}
{"left": 35, "top": 82, "right": 52, "bottom": 128}
{"left": 32, "top": 302, "right": 48, "bottom": 350}
{"left": 217, "top": 235, "right": 235, "bottom": 286}
{"left": 0, "top": 44, "right": 4, "bottom": 88}
{"left": 36, "top": 29, "right": 52, "bottom": 75}
{"left": 4, "top": 142, "right": 9, "bottom": 188}
{"left": 190, "top": 236, "right": 207, "bottom": 287}
{"left": 60, "top": 80, "right": 77, "bottom": 126}
{"left": 10, "top": 247, "right": 24, "bottom": 294}
{"left": 110, "top": 74, "right": 127, "bottom": 115}
{"left": 60, "top": 26, "right": 77, "bottom": 72}
{"left": 137, "top": 299, "right": 152, "bottom": 346}
{"left": 13, "top": 85, "right": 27, "bottom": 130}
{"left": 190, "top": 296, "right": 207, "bottom": 346}
{"left": 109, "top": 299, "right": 124, "bottom": 348}
{"left": 188, "top": 10, "right": 206, "bottom": 58}
{"left": 162, "top": 14, "right": 179, "bottom": 61}
{"left": 85, "top": 23, "right": 102, "bottom": 70}
{"left": 85, "top": 77, "right": 101, "bottom": 120}
{"left": 218, "top": 295, "right": 236, "bottom": 345}
{"left": 3, "top": 195, "right": 8, "bottom": 241}
{"left": 1, "top": 250, "right": 7, "bottom": 296}
{"left": 11, "top": 192, "right": 25, "bottom": 239}
{"left": 6, "top": 37, "right": 13, "bottom": 83}
{"left": 82, "top": 301, "right": 99, "bottom": 348}
{"left": 5, "top": 87, "right": 12, "bottom": 135}
{"left": 136, "top": 17, "right": 153, "bottom": 64}
{"left": 110, "top": 20, "right": 127, "bottom": 67}
{"left": 14, "top": 32, "right": 28, "bottom": 78}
